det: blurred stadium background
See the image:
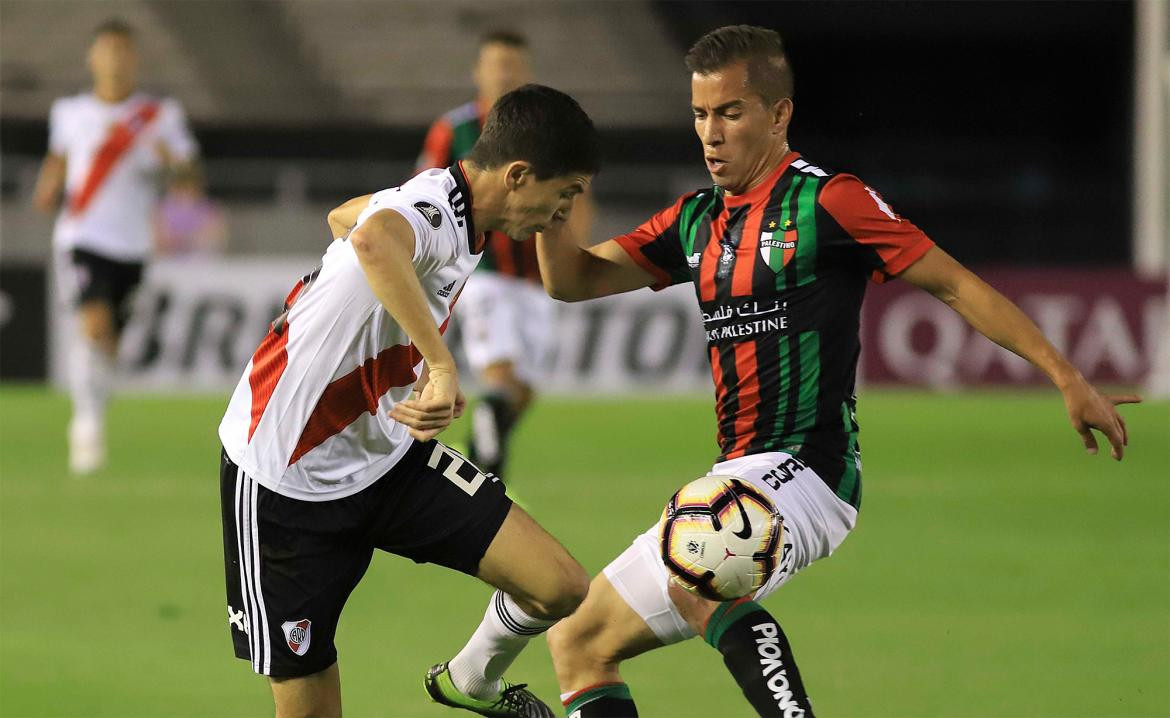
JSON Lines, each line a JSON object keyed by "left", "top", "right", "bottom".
{"left": 1, "top": 1, "right": 1168, "bottom": 717}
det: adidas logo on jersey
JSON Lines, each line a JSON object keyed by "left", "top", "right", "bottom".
{"left": 438, "top": 280, "right": 456, "bottom": 298}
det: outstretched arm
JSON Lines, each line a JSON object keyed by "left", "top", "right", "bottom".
{"left": 900, "top": 246, "right": 1140, "bottom": 460}
{"left": 535, "top": 222, "right": 657, "bottom": 302}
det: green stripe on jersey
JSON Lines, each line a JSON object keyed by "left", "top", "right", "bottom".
{"left": 836, "top": 401, "right": 861, "bottom": 506}
{"left": 679, "top": 192, "right": 716, "bottom": 256}
{"left": 794, "top": 177, "right": 820, "bottom": 285}
{"left": 772, "top": 334, "right": 792, "bottom": 439}
{"left": 773, "top": 178, "right": 801, "bottom": 286}
{"left": 794, "top": 331, "right": 821, "bottom": 433}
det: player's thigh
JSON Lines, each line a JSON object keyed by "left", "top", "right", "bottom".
{"left": 76, "top": 299, "right": 117, "bottom": 345}
{"left": 269, "top": 662, "right": 341, "bottom": 718}
{"left": 367, "top": 440, "right": 584, "bottom": 616}
{"left": 547, "top": 572, "right": 663, "bottom": 688}
{"left": 476, "top": 503, "right": 588, "bottom": 619}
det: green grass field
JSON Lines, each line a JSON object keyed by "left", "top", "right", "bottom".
{"left": 1, "top": 386, "right": 1167, "bottom": 718}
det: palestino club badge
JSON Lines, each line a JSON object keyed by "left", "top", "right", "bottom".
{"left": 282, "top": 619, "right": 311, "bottom": 656}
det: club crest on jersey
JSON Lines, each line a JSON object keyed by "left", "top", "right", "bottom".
{"left": 759, "top": 230, "right": 798, "bottom": 272}
{"left": 282, "top": 619, "right": 311, "bottom": 656}
{"left": 413, "top": 202, "right": 443, "bottom": 229}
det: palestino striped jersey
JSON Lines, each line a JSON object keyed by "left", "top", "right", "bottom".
{"left": 416, "top": 100, "right": 542, "bottom": 283}
{"left": 614, "top": 152, "right": 934, "bottom": 509}
{"left": 218, "top": 164, "right": 483, "bottom": 501}
{"left": 49, "top": 92, "right": 198, "bottom": 261}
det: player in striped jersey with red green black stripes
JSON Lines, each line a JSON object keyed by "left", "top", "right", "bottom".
{"left": 437, "top": 25, "right": 1138, "bottom": 718}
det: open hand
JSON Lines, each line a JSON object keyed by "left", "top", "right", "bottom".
{"left": 1061, "top": 375, "right": 1141, "bottom": 461}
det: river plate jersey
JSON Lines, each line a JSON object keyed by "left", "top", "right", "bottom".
{"left": 417, "top": 100, "right": 541, "bottom": 283}
{"left": 614, "top": 152, "right": 934, "bottom": 508}
{"left": 219, "top": 164, "right": 483, "bottom": 501}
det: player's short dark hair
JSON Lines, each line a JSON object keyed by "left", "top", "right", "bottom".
{"left": 685, "top": 25, "right": 794, "bottom": 104}
{"left": 479, "top": 30, "right": 528, "bottom": 50}
{"left": 93, "top": 18, "right": 135, "bottom": 40}
{"left": 467, "top": 84, "right": 600, "bottom": 179}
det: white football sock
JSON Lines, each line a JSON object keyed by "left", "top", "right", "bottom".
{"left": 448, "top": 590, "right": 556, "bottom": 699}
{"left": 69, "top": 335, "right": 113, "bottom": 428}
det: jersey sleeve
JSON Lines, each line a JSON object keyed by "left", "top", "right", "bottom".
{"left": 415, "top": 117, "right": 454, "bottom": 174}
{"left": 156, "top": 98, "right": 199, "bottom": 162}
{"left": 47, "top": 98, "right": 68, "bottom": 156}
{"left": 352, "top": 187, "right": 458, "bottom": 275}
{"left": 611, "top": 195, "right": 692, "bottom": 291}
{"left": 818, "top": 174, "right": 935, "bottom": 283}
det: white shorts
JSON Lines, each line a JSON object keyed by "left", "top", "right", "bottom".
{"left": 603, "top": 452, "right": 858, "bottom": 645}
{"left": 454, "top": 270, "right": 556, "bottom": 385}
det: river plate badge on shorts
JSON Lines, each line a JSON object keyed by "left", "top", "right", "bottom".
{"left": 282, "top": 618, "right": 311, "bottom": 656}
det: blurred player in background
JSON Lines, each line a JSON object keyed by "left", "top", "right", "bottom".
{"left": 417, "top": 30, "right": 591, "bottom": 481}
{"left": 220, "top": 86, "right": 596, "bottom": 718}
{"left": 33, "top": 19, "right": 198, "bottom": 474}
{"left": 446, "top": 25, "right": 1138, "bottom": 717}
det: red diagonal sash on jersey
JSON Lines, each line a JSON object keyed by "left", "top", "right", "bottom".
{"left": 67, "top": 100, "right": 161, "bottom": 217}
{"left": 287, "top": 295, "right": 461, "bottom": 467}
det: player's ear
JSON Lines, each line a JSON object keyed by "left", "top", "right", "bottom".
{"left": 503, "top": 161, "right": 532, "bottom": 190}
{"left": 771, "top": 98, "right": 793, "bottom": 135}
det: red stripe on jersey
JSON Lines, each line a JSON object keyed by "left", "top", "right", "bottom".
{"left": 727, "top": 341, "right": 760, "bottom": 459}
{"left": 709, "top": 345, "right": 727, "bottom": 446}
{"left": 782, "top": 229, "right": 798, "bottom": 267}
{"left": 732, "top": 204, "right": 764, "bottom": 296}
{"left": 818, "top": 174, "right": 935, "bottom": 283}
{"left": 246, "top": 278, "right": 307, "bottom": 440}
{"left": 287, "top": 311, "right": 457, "bottom": 466}
{"left": 68, "top": 101, "right": 160, "bottom": 216}
{"left": 611, "top": 196, "right": 686, "bottom": 291}
{"left": 699, "top": 208, "right": 728, "bottom": 302}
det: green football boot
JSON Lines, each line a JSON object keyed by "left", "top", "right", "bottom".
{"left": 424, "top": 662, "right": 554, "bottom": 718}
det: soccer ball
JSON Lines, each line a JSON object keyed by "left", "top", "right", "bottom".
{"left": 658, "top": 475, "right": 783, "bottom": 601}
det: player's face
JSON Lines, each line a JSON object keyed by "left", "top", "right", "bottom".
{"left": 474, "top": 43, "right": 531, "bottom": 107}
{"left": 691, "top": 61, "right": 789, "bottom": 194}
{"left": 501, "top": 164, "right": 590, "bottom": 239}
{"left": 88, "top": 32, "right": 138, "bottom": 95}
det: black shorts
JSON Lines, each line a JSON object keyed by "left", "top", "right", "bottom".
{"left": 219, "top": 440, "right": 513, "bottom": 678}
{"left": 63, "top": 248, "right": 145, "bottom": 332}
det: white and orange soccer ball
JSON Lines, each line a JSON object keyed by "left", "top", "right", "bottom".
{"left": 658, "top": 475, "right": 784, "bottom": 601}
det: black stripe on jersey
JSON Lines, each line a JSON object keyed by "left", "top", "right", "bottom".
{"left": 780, "top": 333, "right": 801, "bottom": 437}
{"left": 716, "top": 344, "right": 741, "bottom": 454}
{"left": 779, "top": 176, "right": 805, "bottom": 289}
{"left": 713, "top": 205, "right": 749, "bottom": 303}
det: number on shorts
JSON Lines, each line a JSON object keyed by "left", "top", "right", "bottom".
{"left": 427, "top": 444, "right": 487, "bottom": 496}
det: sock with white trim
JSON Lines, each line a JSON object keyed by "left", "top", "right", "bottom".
{"left": 561, "top": 682, "right": 638, "bottom": 717}
{"left": 468, "top": 391, "right": 518, "bottom": 478}
{"left": 69, "top": 334, "right": 113, "bottom": 427}
{"left": 704, "top": 600, "right": 814, "bottom": 717}
{"left": 448, "top": 590, "right": 556, "bottom": 699}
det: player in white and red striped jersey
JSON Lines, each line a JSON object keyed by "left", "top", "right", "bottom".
{"left": 33, "top": 19, "right": 198, "bottom": 474}
{"left": 218, "top": 85, "right": 597, "bottom": 718}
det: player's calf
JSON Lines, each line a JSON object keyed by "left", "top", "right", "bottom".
{"left": 670, "top": 582, "right": 814, "bottom": 718}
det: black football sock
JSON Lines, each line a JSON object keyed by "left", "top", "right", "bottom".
{"left": 467, "top": 390, "right": 518, "bottom": 478}
{"left": 562, "top": 683, "right": 638, "bottom": 717}
{"left": 704, "top": 600, "right": 814, "bottom": 717}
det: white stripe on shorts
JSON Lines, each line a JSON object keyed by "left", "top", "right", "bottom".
{"left": 248, "top": 476, "right": 272, "bottom": 674}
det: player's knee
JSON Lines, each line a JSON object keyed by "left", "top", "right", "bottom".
{"left": 537, "top": 559, "right": 589, "bottom": 619}
{"left": 668, "top": 580, "right": 720, "bottom": 637}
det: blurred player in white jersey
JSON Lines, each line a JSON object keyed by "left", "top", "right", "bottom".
{"left": 219, "top": 85, "right": 597, "bottom": 718}
{"left": 33, "top": 19, "right": 198, "bottom": 474}
{"left": 418, "top": 31, "right": 592, "bottom": 481}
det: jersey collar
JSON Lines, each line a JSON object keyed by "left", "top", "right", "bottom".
{"left": 721, "top": 151, "right": 800, "bottom": 208}
{"left": 452, "top": 161, "right": 484, "bottom": 254}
